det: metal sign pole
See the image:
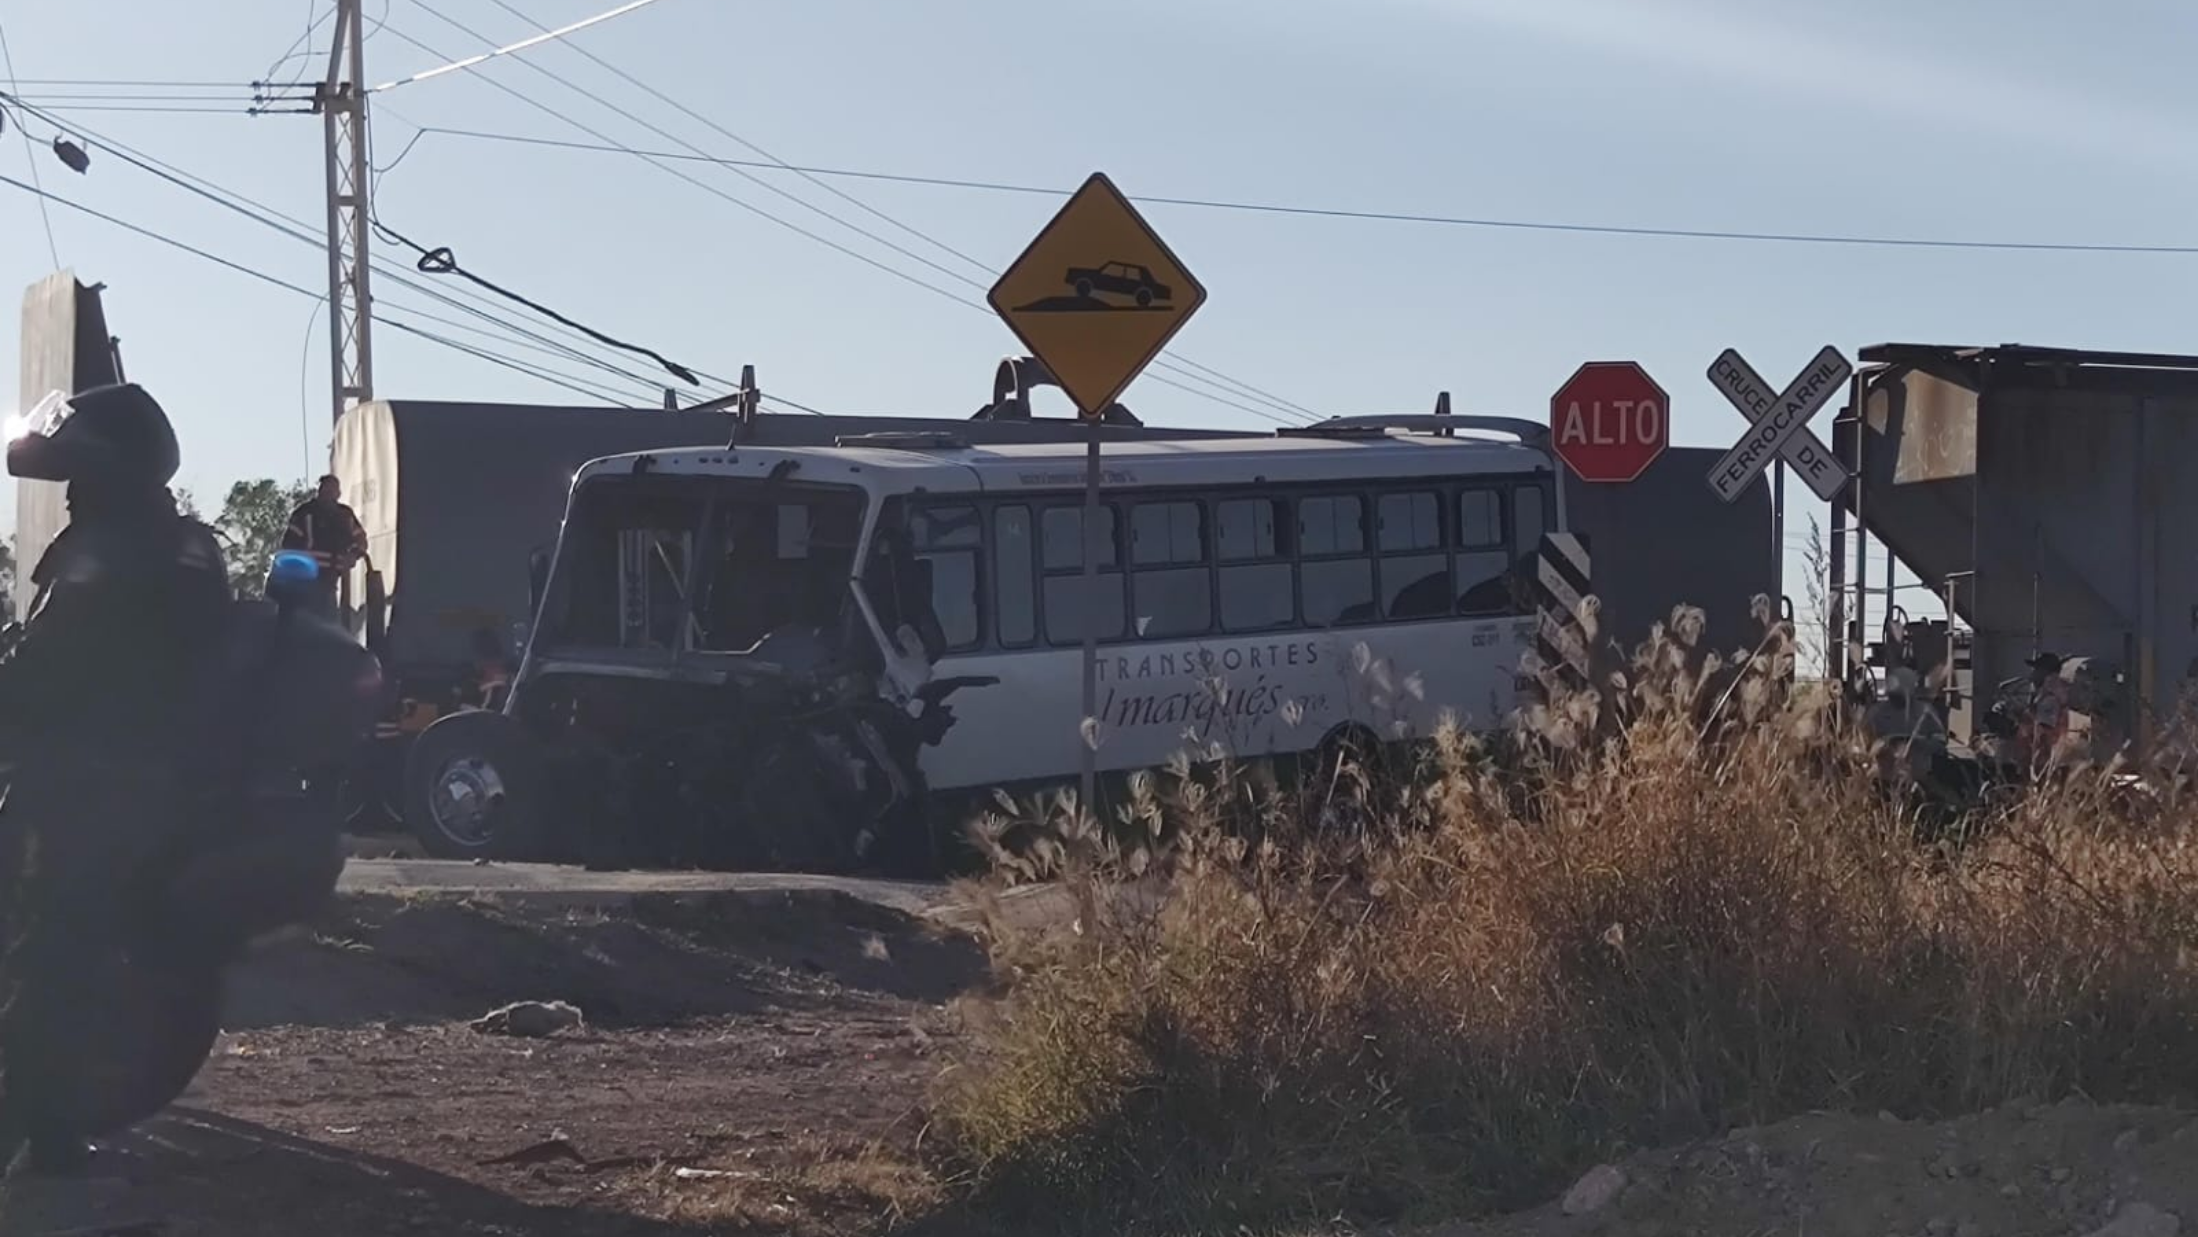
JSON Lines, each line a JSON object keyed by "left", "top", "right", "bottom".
{"left": 1773, "top": 458, "right": 1786, "bottom": 601}
{"left": 983, "top": 171, "right": 1208, "bottom": 825}
{"left": 1080, "top": 419, "right": 1101, "bottom": 821}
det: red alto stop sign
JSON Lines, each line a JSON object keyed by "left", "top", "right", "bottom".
{"left": 1549, "top": 361, "right": 1670, "bottom": 483}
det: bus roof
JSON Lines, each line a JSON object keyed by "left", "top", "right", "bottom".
{"left": 570, "top": 428, "right": 1554, "bottom": 496}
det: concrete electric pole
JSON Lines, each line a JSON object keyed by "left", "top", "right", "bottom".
{"left": 316, "top": 0, "right": 374, "bottom": 426}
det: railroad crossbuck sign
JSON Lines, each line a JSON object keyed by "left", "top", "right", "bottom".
{"left": 1550, "top": 361, "right": 1670, "bottom": 483}
{"left": 1705, "top": 348, "right": 1850, "bottom": 503}
{"left": 987, "top": 173, "right": 1207, "bottom": 418}
{"left": 1704, "top": 345, "right": 1854, "bottom": 504}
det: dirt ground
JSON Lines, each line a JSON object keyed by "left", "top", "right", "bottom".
{"left": 0, "top": 887, "right": 988, "bottom": 1237}
{"left": 2, "top": 885, "right": 2192, "bottom": 1237}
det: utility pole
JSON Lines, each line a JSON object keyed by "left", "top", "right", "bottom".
{"left": 316, "top": 0, "right": 374, "bottom": 426}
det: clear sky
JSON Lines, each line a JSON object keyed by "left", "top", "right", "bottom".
{"left": 4, "top": 0, "right": 2196, "bottom": 603}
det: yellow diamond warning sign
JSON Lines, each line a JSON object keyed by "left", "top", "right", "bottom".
{"left": 988, "top": 172, "right": 1207, "bottom": 419}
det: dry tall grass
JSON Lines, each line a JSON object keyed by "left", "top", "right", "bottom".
{"left": 933, "top": 607, "right": 2198, "bottom": 1234}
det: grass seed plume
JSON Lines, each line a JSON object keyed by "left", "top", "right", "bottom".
{"left": 935, "top": 605, "right": 2198, "bottom": 1233}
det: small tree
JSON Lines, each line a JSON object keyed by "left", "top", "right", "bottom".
{"left": 211, "top": 478, "right": 314, "bottom": 597}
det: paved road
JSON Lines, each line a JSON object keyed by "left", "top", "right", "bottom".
{"left": 337, "top": 857, "right": 951, "bottom": 914}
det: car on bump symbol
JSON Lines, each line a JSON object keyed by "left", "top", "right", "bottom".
{"left": 1066, "top": 261, "right": 1172, "bottom": 308}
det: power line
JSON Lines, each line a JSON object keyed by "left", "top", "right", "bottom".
{"left": 371, "top": 217, "right": 701, "bottom": 385}
{"left": 0, "top": 19, "right": 59, "bottom": 269}
{"left": 0, "top": 170, "right": 323, "bottom": 297}
{"left": 448, "top": 2, "right": 1323, "bottom": 425}
{"left": 2, "top": 95, "right": 683, "bottom": 397}
{"left": 3, "top": 91, "right": 263, "bottom": 103}
{"left": 408, "top": 124, "right": 2198, "bottom": 260}
{"left": 378, "top": 290, "right": 663, "bottom": 402}
{"left": 5, "top": 103, "right": 260, "bottom": 116}
{"left": 482, "top": 0, "right": 992, "bottom": 280}
{"left": 0, "top": 171, "right": 656, "bottom": 407}
{"left": 0, "top": 135, "right": 1141, "bottom": 424}
{"left": 11, "top": 92, "right": 308, "bottom": 120}
{"left": 265, "top": 0, "right": 334, "bottom": 83}
{"left": 372, "top": 22, "right": 996, "bottom": 324}
{"left": 369, "top": 120, "right": 426, "bottom": 191}
{"left": 371, "top": 0, "right": 669, "bottom": 94}
{"left": 469, "top": 0, "right": 1314, "bottom": 427}
{"left": 1139, "top": 372, "right": 1309, "bottom": 422}
{"left": 379, "top": 278, "right": 673, "bottom": 395}
{"left": 262, "top": 0, "right": 389, "bottom": 91}
{"left": 396, "top": 5, "right": 994, "bottom": 296}
{"left": 1133, "top": 368, "right": 1306, "bottom": 421}
{"left": 381, "top": 312, "right": 649, "bottom": 405}
{"left": 1152, "top": 356, "right": 1321, "bottom": 424}
{"left": 0, "top": 100, "right": 816, "bottom": 413}
{"left": 3, "top": 78, "right": 259, "bottom": 89}
{"left": 381, "top": 12, "right": 1315, "bottom": 426}
{"left": 368, "top": 295, "right": 661, "bottom": 400}
{"left": 325, "top": 285, "right": 668, "bottom": 410}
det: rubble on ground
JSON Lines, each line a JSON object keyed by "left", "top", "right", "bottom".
{"left": 470, "top": 998, "right": 585, "bottom": 1038}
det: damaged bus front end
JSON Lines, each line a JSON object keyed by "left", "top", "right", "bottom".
{"left": 401, "top": 445, "right": 989, "bottom": 873}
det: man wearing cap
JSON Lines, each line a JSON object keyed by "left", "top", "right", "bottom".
{"left": 2021, "top": 651, "right": 2071, "bottom": 772}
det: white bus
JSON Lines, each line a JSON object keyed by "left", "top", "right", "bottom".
{"left": 403, "top": 413, "right": 1566, "bottom": 869}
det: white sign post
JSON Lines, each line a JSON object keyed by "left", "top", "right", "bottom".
{"left": 1704, "top": 344, "right": 1852, "bottom": 505}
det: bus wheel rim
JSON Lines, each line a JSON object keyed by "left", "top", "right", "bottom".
{"left": 429, "top": 756, "right": 506, "bottom": 847}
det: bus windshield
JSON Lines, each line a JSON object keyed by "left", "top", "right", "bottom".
{"left": 534, "top": 473, "right": 868, "bottom": 655}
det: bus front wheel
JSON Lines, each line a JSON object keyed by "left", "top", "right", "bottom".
{"left": 1305, "top": 724, "right": 1390, "bottom": 837}
{"left": 403, "top": 710, "right": 543, "bottom": 862}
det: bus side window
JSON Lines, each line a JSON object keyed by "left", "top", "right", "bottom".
{"left": 911, "top": 505, "right": 984, "bottom": 651}
{"left": 1216, "top": 498, "right": 1293, "bottom": 633}
{"left": 1456, "top": 488, "right": 1513, "bottom": 616}
{"left": 1513, "top": 484, "right": 1549, "bottom": 558}
{"left": 1041, "top": 504, "right": 1125, "bottom": 646}
{"left": 1504, "top": 483, "right": 1552, "bottom": 615}
{"left": 1377, "top": 490, "right": 1449, "bottom": 619}
{"left": 994, "top": 505, "right": 1036, "bottom": 647}
{"left": 1130, "top": 500, "right": 1210, "bottom": 638}
{"left": 1297, "top": 494, "right": 1375, "bottom": 627}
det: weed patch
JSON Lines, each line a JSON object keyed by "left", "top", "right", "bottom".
{"left": 934, "top": 611, "right": 2198, "bottom": 1234}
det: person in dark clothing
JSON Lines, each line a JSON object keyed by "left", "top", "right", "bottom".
{"left": 0, "top": 383, "right": 233, "bottom": 1177}
{"left": 281, "top": 474, "right": 367, "bottom": 617}
{"left": 468, "top": 626, "right": 513, "bottom": 710}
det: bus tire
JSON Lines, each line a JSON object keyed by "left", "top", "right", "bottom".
{"left": 1312, "top": 723, "right": 1382, "bottom": 782}
{"left": 860, "top": 797, "right": 937, "bottom": 879}
{"left": 909, "top": 790, "right": 992, "bottom": 879}
{"left": 1306, "top": 724, "right": 1386, "bottom": 833}
{"left": 403, "top": 710, "right": 543, "bottom": 861}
